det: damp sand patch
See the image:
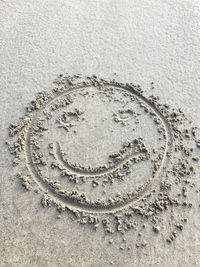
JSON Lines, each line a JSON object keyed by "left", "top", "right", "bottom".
{"left": 6, "top": 74, "right": 200, "bottom": 248}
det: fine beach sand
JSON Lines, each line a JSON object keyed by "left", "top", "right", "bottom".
{"left": 1, "top": 1, "right": 200, "bottom": 267}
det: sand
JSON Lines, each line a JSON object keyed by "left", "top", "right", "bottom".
{"left": 1, "top": 1, "right": 200, "bottom": 267}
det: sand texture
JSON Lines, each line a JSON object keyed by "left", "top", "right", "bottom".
{"left": 0, "top": 1, "right": 200, "bottom": 267}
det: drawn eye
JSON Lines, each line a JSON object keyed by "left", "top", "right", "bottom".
{"left": 56, "top": 109, "right": 84, "bottom": 132}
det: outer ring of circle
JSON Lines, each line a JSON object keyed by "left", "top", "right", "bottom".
{"left": 25, "top": 83, "right": 173, "bottom": 214}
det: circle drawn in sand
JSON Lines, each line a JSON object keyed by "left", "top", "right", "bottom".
{"left": 7, "top": 74, "right": 200, "bottom": 243}
{"left": 6, "top": 75, "right": 174, "bottom": 214}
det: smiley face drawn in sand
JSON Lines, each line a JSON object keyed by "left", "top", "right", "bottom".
{"left": 5, "top": 76, "right": 172, "bottom": 214}
{"left": 7, "top": 74, "right": 200, "bottom": 240}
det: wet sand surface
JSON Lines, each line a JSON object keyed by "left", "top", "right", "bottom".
{"left": 1, "top": 1, "right": 200, "bottom": 266}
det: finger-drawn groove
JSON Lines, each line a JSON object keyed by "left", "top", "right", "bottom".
{"left": 24, "top": 83, "right": 173, "bottom": 213}
{"left": 54, "top": 141, "right": 146, "bottom": 176}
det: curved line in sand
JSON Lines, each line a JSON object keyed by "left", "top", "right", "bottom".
{"left": 24, "top": 83, "right": 173, "bottom": 214}
{"left": 54, "top": 141, "right": 146, "bottom": 177}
